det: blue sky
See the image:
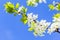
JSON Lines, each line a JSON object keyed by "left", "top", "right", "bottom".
{"left": 0, "top": 0, "right": 60, "bottom": 40}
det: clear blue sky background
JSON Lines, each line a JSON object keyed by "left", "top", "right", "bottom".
{"left": 0, "top": 0, "right": 60, "bottom": 40}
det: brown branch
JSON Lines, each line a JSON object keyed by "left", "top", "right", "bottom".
{"left": 55, "top": 28, "right": 60, "bottom": 33}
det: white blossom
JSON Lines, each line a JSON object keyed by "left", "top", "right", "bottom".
{"left": 28, "top": 20, "right": 51, "bottom": 36}
{"left": 34, "top": 3, "right": 38, "bottom": 7}
{"left": 27, "top": 0, "right": 38, "bottom": 7}
{"left": 53, "top": 18, "right": 60, "bottom": 22}
{"left": 39, "top": 0, "right": 47, "bottom": 3}
{"left": 27, "top": 0, "right": 47, "bottom": 7}
{"left": 52, "top": 1, "right": 60, "bottom": 10}
{"left": 33, "top": 20, "right": 50, "bottom": 36}
{"left": 53, "top": 1, "right": 59, "bottom": 6}
{"left": 48, "top": 18, "right": 60, "bottom": 34}
{"left": 27, "top": 13, "right": 38, "bottom": 27}
{"left": 27, "top": 13, "right": 51, "bottom": 36}
{"left": 17, "top": 6, "right": 27, "bottom": 15}
{"left": 18, "top": 6, "right": 24, "bottom": 13}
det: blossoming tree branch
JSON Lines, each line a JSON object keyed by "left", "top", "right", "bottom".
{"left": 4, "top": 0, "right": 60, "bottom": 37}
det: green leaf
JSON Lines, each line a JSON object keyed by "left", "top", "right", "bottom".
{"left": 6, "top": 8, "right": 15, "bottom": 13}
{"left": 48, "top": 4, "right": 55, "bottom": 10}
{"left": 28, "top": 21, "right": 36, "bottom": 31}
{"left": 6, "top": 2, "right": 14, "bottom": 9}
{"left": 21, "top": 7, "right": 27, "bottom": 13}
{"left": 16, "top": 3, "right": 20, "bottom": 9}
{"left": 35, "top": 0, "right": 39, "bottom": 3}
{"left": 22, "top": 13, "right": 26, "bottom": 17}
{"left": 28, "top": 27, "right": 33, "bottom": 31}
{"left": 56, "top": 3, "right": 60, "bottom": 11}
{"left": 24, "top": 19, "right": 28, "bottom": 24}
{"left": 14, "top": 13, "right": 17, "bottom": 16}
{"left": 21, "top": 18, "right": 27, "bottom": 24}
{"left": 53, "top": 13, "right": 60, "bottom": 18}
{"left": 4, "top": 2, "right": 15, "bottom": 13}
{"left": 27, "top": 1, "right": 35, "bottom": 6}
{"left": 25, "top": 8, "right": 27, "bottom": 13}
{"left": 21, "top": 13, "right": 27, "bottom": 24}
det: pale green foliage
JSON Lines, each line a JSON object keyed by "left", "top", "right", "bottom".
{"left": 27, "top": 0, "right": 38, "bottom": 7}
{"left": 4, "top": 2, "right": 15, "bottom": 13}
{"left": 27, "top": 1, "right": 34, "bottom": 6}
{"left": 48, "top": 3, "right": 60, "bottom": 11}
{"left": 48, "top": 4, "right": 55, "bottom": 10}
{"left": 35, "top": 0, "right": 39, "bottom": 3}
{"left": 15, "top": 3, "right": 20, "bottom": 9}
{"left": 28, "top": 21, "right": 36, "bottom": 31}
{"left": 53, "top": 13, "right": 60, "bottom": 18}
{"left": 4, "top": 2, "right": 20, "bottom": 15}
{"left": 56, "top": 3, "right": 60, "bottom": 10}
{"left": 19, "top": 6, "right": 28, "bottom": 24}
{"left": 21, "top": 13, "right": 28, "bottom": 24}
{"left": 4, "top": 2, "right": 28, "bottom": 24}
{"left": 4, "top": 1, "right": 60, "bottom": 37}
{"left": 21, "top": 6, "right": 27, "bottom": 13}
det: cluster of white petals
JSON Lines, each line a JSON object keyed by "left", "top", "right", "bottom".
{"left": 18, "top": 6, "right": 27, "bottom": 15}
{"left": 48, "top": 18, "right": 60, "bottom": 34}
{"left": 27, "top": 13, "right": 51, "bottom": 36}
{"left": 4, "top": 1, "right": 60, "bottom": 37}
{"left": 33, "top": 20, "right": 51, "bottom": 36}
{"left": 27, "top": 13, "right": 38, "bottom": 27}
{"left": 18, "top": 6, "right": 23, "bottom": 13}
{"left": 27, "top": 0, "right": 38, "bottom": 7}
{"left": 27, "top": 0, "right": 47, "bottom": 7}
{"left": 52, "top": 1, "right": 60, "bottom": 10}
{"left": 53, "top": 1, "right": 58, "bottom": 6}
{"left": 18, "top": 6, "right": 24, "bottom": 15}
{"left": 17, "top": 6, "right": 60, "bottom": 36}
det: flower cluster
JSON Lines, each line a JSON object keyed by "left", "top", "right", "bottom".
{"left": 27, "top": 0, "right": 46, "bottom": 7}
{"left": 18, "top": 6, "right": 27, "bottom": 15}
{"left": 48, "top": 1, "right": 60, "bottom": 11}
{"left": 4, "top": 2, "right": 27, "bottom": 16}
{"left": 27, "top": 13, "right": 51, "bottom": 36}
{"left": 27, "top": 13, "right": 38, "bottom": 26}
{"left": 4, "top": 2, "right": 28, "bottom": 24}
{"left": 48, "top": 13, "right": 60, "bottom": 34}
{"left": 18, "top": 6, "right": 28, "bottom": 24}
{"left": 4, "top": 1, "right": 60, "bottom": 37}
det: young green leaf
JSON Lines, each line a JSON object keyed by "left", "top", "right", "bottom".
{"left": 56, "top": 3, "right": 60, "bottom": 11}
{"left": 16, "top": 3, "right": 20, "bottom": 9}
{"left": 4, "top": 2, "right": 15, "bottom": 13}
{"left": 14, "top": 13, "right": 17, "bottom": 16}
{"left": 53, "top": 13, "right": 60, "bottom": 18}
{"left": 21, "top": 7, "right": 27, "bottom": 13}
{"left": 21, "top": 13, "right": 27, "bottom": 24}
{"left": 28, "top": 27, "right": 34, "bottom": 31}
{"left": 27, "top": 1, "right": 35, "bottom": 6}
{"left": 48, "top": 4, "right": 55, "bottom": 10}
{"left": 35, "top": 0, "right": 39, "bottom": 3}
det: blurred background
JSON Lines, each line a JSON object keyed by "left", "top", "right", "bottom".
{"left": 0, "top": 0, "right": 60, "bottom": 40}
